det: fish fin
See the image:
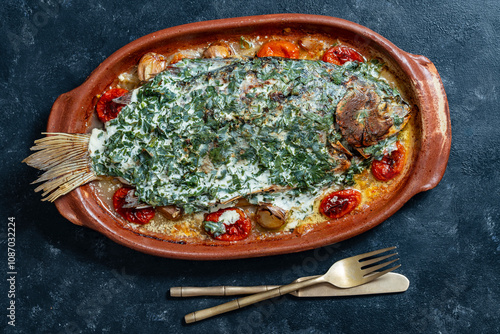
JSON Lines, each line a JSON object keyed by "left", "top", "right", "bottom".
{"left": 23, "top": 133, "right": 97, "bottom": 202}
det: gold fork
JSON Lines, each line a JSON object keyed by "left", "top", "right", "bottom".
{"left": 185, "top": 246, "right": 400, "bottom": 323}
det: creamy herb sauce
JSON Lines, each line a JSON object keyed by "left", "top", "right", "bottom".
{"left": 90, "top": 57, "right": 406, "bottom": 221}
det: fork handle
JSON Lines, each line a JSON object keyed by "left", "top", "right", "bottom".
{"left": 184, "top": 276, "right": 324, "bottom": 323}
{"left": 171, "top": 285, "right": 278, "bottom": 297}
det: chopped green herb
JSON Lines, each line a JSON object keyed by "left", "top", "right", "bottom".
{"left": 203, "top": 220, "right": 226, "bottom": 237}
{"left": 89, "top": 57, "right": 408, "bottom": 213}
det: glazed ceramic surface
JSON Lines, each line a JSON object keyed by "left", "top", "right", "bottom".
{"left": 47, "top": 14, "right": 451, "bottom": 260}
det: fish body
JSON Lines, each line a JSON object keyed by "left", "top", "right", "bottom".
{"left": 88, "top": 57, "right": 410, "bottom": 215}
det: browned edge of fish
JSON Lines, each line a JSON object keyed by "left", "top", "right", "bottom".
{"left": 45, "top": 14, "right": 451, "bottom": 260}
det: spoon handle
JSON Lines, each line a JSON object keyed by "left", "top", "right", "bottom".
{"left": 184, "top": 276, "right": 324, "bottom": 323}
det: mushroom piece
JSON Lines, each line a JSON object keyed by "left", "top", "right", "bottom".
{"left": 203, "top": 43, "right": 232, "bottom": 59}
{"left": 219, "top": 185, "right": 291, "bottom": 205}
{"left": 157, "top": 205, "right": 182, "bottom": 220}
{"left": 137, "top": 52, "right": 168, "bottom": 81}
{"left": 255, "top": 204, "right": 288, "bottom": 229}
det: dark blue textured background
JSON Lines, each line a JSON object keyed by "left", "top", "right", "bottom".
{"left": 2, "top": 1, "right": 500, "bottom": 333}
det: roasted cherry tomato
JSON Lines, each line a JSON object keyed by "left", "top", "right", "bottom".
{"left": 257, "top": 41, "right": 300, "bottom": 59}
{"left": 322, "top": 45, "right": 364, "bottom": 65}
{"left": 371, "top": 141, "right": 406, "bottom": 182}
{"left": 113, "top": 187, "right": 155, "bottom": 225}
{"left": 96, "top": 88, "right": 129, "bottom": 123}
{"left": 203, "top": 208, "right": 251, "bottom": 241}
{"left": 319, "top": 189, "right": 362, "bottom": 219}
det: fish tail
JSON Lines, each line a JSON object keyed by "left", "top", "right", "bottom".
{"left": 23, "top": 132, "right": 97, "bottom": 202}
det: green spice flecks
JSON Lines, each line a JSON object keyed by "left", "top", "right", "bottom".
{"left": 90, "top": 57, "right": 402, "bottom": 213}
{"left": 363, "top": 136, "right": 398, "bottom": 161}
{"left": 203, "top": 220, "right": 226, "bottom": 237}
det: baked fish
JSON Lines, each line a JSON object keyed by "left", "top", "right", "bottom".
{"left": 24, "top": 57, "right": 410, "bottom": 219}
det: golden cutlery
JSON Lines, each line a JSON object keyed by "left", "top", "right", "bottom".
{"left": 184, "top": 246, "right": 400, "bottom": 323}
{"left": 171, "top": 272, "right": 409, "bottom": 297}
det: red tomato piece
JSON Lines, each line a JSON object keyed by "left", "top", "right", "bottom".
{"left": 203, "top": 208, "right": 251, "bottom": 241}
{"left": 257, "top": 41, "right": 300, "bottom": 59}
{"left": 113, "top": 187, "right": 155, "bottom": 225}
{"left": 322, "top": 45, "right": 364, "bottom": 65}
{"left": 371, "top": 141, "right": 406, "bottom": 182}
{"left": 319, "top": 189, "right": 362, "bottom": 219}
{"left": 96, "top": 88, "right": 129, "bottom": 123}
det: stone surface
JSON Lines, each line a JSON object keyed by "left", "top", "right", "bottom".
{"left": 1, "top": 0, "right": 499, "bottom": 333}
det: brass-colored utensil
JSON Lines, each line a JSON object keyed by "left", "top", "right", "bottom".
{"left": 171, "top": 272, "right": 409, "bottom": 297}
{"left": 184, "top": 246, "right": 400, "bottom": 323}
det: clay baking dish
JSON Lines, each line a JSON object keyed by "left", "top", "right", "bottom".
{"left": 46, "top": 14, "right": 451, "bottom": 260}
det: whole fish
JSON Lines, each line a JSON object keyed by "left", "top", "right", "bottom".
{"left": 24, "top": 57, "right": 410, "bottom": 216}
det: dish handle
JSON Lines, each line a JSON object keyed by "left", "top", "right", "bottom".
{"left": 54, "top": 192, "right": 85, "bottom": 226}
{"left": 404, "top": 53, "right": 451, "bottom": 193}
{"left": 47, "top": 86, "right": 95, "bottom": 134}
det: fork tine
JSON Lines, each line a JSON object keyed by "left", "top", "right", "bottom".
{"left": 360, "top": 253, "right": 398, "bottom": 267}
{"left": 353, "top": 246, "right": 396, "bottom": 261}
{"left": 362, "top": 264, "right": 402, "bottom": 284}
{"left": 362, "top": 258, "right": 399, "bottom": 275}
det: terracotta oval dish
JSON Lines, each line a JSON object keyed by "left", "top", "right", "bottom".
{"left": 31, "top": 14, "right": 450, "bottom": 260}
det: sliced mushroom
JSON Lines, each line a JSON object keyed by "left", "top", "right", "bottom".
{"left": 157, "top": 205, "right": 182, "bottom": 220}
{"left": 219, "top": 185, "right": 291, "bottom": 205}
{"left": 255, "top": 204, "right": 288, "bottom": 229}
{"left": 203, "top": 43, "right": 232, "bottom": 59}
{"left": 137, "top": 52, "right": 168, "bottom": 81}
